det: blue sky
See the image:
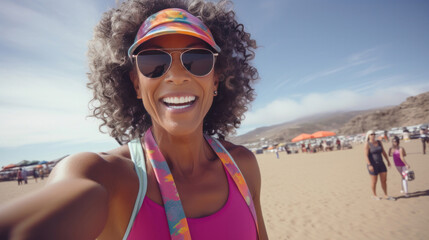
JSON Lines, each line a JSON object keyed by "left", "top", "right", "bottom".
{"left": 1, "top": 0, "right": 428, "bottom": 166}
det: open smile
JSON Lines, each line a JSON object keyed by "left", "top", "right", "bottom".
{"left": 162, "top": 96, "right": 197, "bottom": 110}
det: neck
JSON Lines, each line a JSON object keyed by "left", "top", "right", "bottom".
{"left": 149, "top": 125, "right": 216, "bottom": 178}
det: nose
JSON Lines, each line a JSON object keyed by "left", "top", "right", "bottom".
{"left": 163, "top": 52, "right": 190, "bottom": 85}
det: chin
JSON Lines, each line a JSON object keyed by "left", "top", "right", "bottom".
{"left": 154, "top": 120, "right": 203, "bottom": 137}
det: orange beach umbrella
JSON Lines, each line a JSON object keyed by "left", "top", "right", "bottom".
{"left": 311, "top": 131, "right": 336, "bottom": 139}
{"left": 2, "top": 164, "right": 17, "bottom": 170}
{"left": 292, "top": 133, "right": 313, "bottom": 142}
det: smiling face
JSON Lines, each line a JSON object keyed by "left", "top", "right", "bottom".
{"left": 130, "top": 34, "right": 219, "bottom": 137}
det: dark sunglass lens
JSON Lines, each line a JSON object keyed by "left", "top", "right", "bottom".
{"left": 137, "top": 50, "right": 170, "bottom": 78}
{"left": 182, "top": 49, "right": 214, "bottom": 76}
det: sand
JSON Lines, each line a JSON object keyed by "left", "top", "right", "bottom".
{"left": 1, "top": 139, "right": 428, "bottom": 239}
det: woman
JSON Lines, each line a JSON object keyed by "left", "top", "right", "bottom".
{"left": 420, "top": 128, "right": 428, "bottom": 154}
{"left": 388, "top": 136, "right": 411, "bottom": 197}
{"left": 0, "top": 1, "right": 268, "bottom": 239}
{"left": 365, "top": 130, "right": 395, "bottom": 200}
{"left": 16, "top": 168, "right": 23, "bottom": 186}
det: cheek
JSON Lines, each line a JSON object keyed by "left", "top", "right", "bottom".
{"left": 139, "top": 79, "right": 159, "bottom": 112}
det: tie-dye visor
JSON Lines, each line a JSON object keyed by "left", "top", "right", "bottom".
{"left": 128, "top": 8, "right": 221, "bottom": 58}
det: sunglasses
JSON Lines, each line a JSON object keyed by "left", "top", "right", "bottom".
{"left": 370, "top": 133, "right": 375, "bottom": 136}
{"left": 132, "top": 48, "right": 218, "bottom": 78}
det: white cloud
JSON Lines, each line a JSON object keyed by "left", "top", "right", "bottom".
{"left": 0, "top": 0, "right": 115, "bottom": 148}
{"left": 347, "top": 47, "right": 380, "bottom": 64}
{"left": 239, "top": 83, "right": 429, "bottom": 134}
{"left": 0, "top": 105, "right": 110, "bottom": 147}
{"left": 357, "top": 64, "right": 390, "bottom": 77}
{"left": 0, "top": 64, "right": 113, "bottom": 147}
{"left": 291, "top": 47, "right": 384, "bottom": 88}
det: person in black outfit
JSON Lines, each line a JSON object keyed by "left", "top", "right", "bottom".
{"left": 420, "top": 128, "right": 428, "bottom": 154}
{"left": 365, "top": 130, "right": 395, "bottom": 200}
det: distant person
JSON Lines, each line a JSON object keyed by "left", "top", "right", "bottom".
{"left": 383, "top": 130, "right": 389, "bottom": 142}
{"left": 388, "top": 136, "right": 411, "bottom": 197}
{"left": 33, "top": 169, "right": 39, "bottom": 183}
{"left": 39, "top": 168, "right": 44, "bottom": 180}
{"left": 420, "top": 128, "right": 428, "bottom": 154}
{"left": 22, "top": 168, "right": 28, "bottom": 184}
{"left": 285, "top": 145, "right": 291, "bottom": 154}
{"left": 322, "top": 140, "right": 327, "bottom": 152}
{"left": 17, "top": 168, "right": 23, "bottom": 186}
{"left": 365, "top": 130, "right": 395, "bottom": 200}
{"left": 336, "top": 139, "right": 341, "bottom": 150}
{"left": 326, "top": 140, "right": 333, "bottom": 151}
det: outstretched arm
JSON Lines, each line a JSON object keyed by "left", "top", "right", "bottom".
{"left": 0, "top": 152, "right": 111, "bottom": 240}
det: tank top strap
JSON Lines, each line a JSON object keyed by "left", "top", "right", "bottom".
{"left": 144, "top": 128, "right": 192, "bottom": 240}
{"left": 204, "top": 134, "right": 260, "bottom": 237}
{"left": 123, "top": 138, "right": 148, "bottom": 240}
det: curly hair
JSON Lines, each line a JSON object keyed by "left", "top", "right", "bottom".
{"left": 87, "top": 0, "right": 258, "bottom": 144}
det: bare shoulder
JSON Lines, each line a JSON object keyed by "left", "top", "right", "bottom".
{"left": 219, "top": 140, "right": 261, "bottom": 197}
{"left": 219, "top": 140, "right": 258, "bottom": 168}
{"left": 401, "top": 146, "right": 407, "bottom": 156}
{"left": 48, "top": 144, "right": 135, "bottom": 188}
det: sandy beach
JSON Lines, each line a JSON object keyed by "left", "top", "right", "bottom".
{"left": 1, "top": 139, "right": 428, "bottom": 239}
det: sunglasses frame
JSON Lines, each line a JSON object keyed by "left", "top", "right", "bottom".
{"left": 132, "top": 48, "right": 218, "bottom": 78}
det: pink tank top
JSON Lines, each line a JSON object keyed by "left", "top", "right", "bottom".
{"left": 127, "top": 168, "right": 257, "bottom": 240}
{"left": 393, "top": 148, "right": 405, "bottom": 166}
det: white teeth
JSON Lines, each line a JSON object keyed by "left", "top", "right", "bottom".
{"left": 169, "top": 104, "right": 191, "bottom": 109}
{"left": 163, "top": 96, "right": 196, "bottom": 104}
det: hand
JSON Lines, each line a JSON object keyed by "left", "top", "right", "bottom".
{"left": 387, "top": 162, "right": 391, "bottom": 167}
{"left": 368, "top": 164, "right": 374, "bottom": 171}
{"left": 406, "top": 164, "right": 410, "bottom": 169}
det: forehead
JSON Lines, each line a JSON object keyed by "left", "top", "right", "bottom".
{"left": 140, "top": 34, "right": 209, "bottom": 49}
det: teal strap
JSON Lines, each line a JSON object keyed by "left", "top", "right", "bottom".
{"left": 123, "top": 138, "right": 148, "bottom": 240}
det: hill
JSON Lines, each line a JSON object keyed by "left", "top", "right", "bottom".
{"left": 229, "top": 110, "right": 375, "bottom": 145}
{"left": 229, "top": 91, "right": 429, "bottom": 146}
{"left": 338, "top": 91, "right": 429, "bottom": 134}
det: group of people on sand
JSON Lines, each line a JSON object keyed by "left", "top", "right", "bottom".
{"left": 16, "top": 168, "right": 45, "bottom": 185}
{"left": 365, "top": 130, "right": 412, "bottom": 200}
{"left": 300, "top": 139, "right": 343, "bottom": 153}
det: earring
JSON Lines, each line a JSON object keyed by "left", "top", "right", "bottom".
{"left": 213, "top": 90, "right": 218, "bottom": 96}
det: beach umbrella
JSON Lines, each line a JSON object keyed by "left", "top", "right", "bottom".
{"left": 311, "top": 131, "right": 336, "bottom": 139}
{"left": 2, "top": 164, "right": 17, "bottom": 170}
{"left": 17, "top": 160, "right": 31, "bottom": 167}
{"left": 292, "top": 133, "right": 313, "bottom": 142}
{"left": 28, "top": 160, "right": 40, "bottom": 166}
